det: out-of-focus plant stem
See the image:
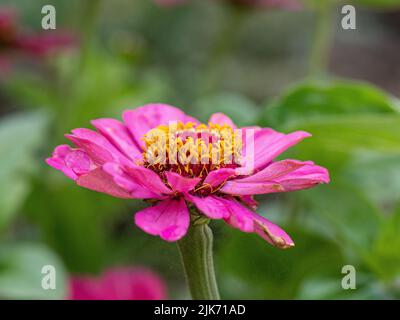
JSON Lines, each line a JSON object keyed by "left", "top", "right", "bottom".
{"left": 309, "top": 3, "right": 334, "bottom": 77}
{"left": 79, "top": 0, "right": 102, "bottom": 70}
{"left": 55, "top": 0, "right": 102, "bottom": 138}
{"left": 177, "top": 213, "right": 220, "bottom": 300}
{"left": 199, "top": 6, "right": 247, "bottom": 96}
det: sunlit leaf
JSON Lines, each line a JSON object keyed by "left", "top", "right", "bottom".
{"left": 0, "top": 111, "right": 49, "bottom": 230}
{"left": 261, "top": 80, "right": 399, "bottom": 129}
{"left": 0, "top": 244, "right": 67, "bottom": 299}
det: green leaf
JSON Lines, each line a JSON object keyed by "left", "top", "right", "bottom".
{"left": 0, "top": 111, "right": 49, "bottom": 230}
{"left": 3, "top": 74, "right": 59, "bottom": 111}
{"left": 297, "top": 275, "right": 391, "bottom": 299}
{"left": 270, "top": 115, "right": 400, "bottom": 173}
{"left": 217, "top": 225, "right": 344, "bottom": 299}
{"left": 342, "top": 152, "right": 400, "bottom": 209}
{"left": 261, "top": 80, "right": 399, "bottom": 129}
{"left": 297, "top": 183, "right": 382, "bottom": 254}
{"left": 24, "top": 179, "right": 125, "bottom": 274}
{"left": 0, "top": 244, "right": 67, "bottom": 299}
{"left": 369, "top": 206, "right": 400, "bottom": 281}
{"left": 285, "top": 115, "right": 400, "bottom": 154}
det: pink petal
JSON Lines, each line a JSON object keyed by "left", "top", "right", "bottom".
{"left": 238, "top": 195, "right": 258, "bottom": 210}
{"left": 69, "top": 267, "right": 166, "bottom": 300}
{"left": 77, "top": 167, "right": 132, "bottom": 199}
{"left": 236, "top": 159, "right": 313, "bottom": 182}
{"left": 274, "top": 164, "right": 330, "bottom": 191}
{"left": 240, "top": 128, "right": 311, "bottom": 173}
{"left": 221, "top": 160, "right": 329, "bottom": 195}
{"left": 46, "top": 144, "right": 94, "bottom": 180}
{"left": 185, "top": 194, "right": 230, "bottom": 219}
{"left": 203, "top": 168, "right": 236, "bottom": 187}
{"left": 66, "top": 128, "right": 128, "bottom": 165}
{"left": 208, "top": 112, "right": 237, "bottom": 129}
{"left": 103, "top": 163, "right": 163, "bottom": 199}
{"left": 220, "top": 180, "right": 283, "bottom": 195}
{"left": 252, "top": 213, "right": 295, "bottom": 249}
{"left": 222, "top": 199, "right": 254, "bottom": 232}
{"left": 123, "top": 163, "right": 173, "bottom": 196}
{"left": 134, "top": 198, "right": 190, "bottom": 242}
{"left": 222, "top": 198, "right": 294, "bottom": 249}
{"left": 165, "top": 171, "right": 200, "bottom": 193}
{"left": 103, "top": 162, "right": 172, "bottom": 199}
{"left": 91, "top": 118, "right": 142, "bottom": 161}
{"left": 122, "top": 104, "right": 199, "bottom": 148}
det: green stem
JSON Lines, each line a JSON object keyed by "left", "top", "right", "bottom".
{"left": 177, "top": 220, "right": 220, "bottom": 300}
{"left": 55, "top": 0, "right": 102, "bottom": 138}
{"left": 198, "top": 6, "right": 247, "bottom": 96}
{"left": 309, "top": 3, "right": 334, "bottom": 77}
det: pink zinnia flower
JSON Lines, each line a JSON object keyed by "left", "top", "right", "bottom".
{"left": 228, "top": 0, "right": 301, "bottom": 10}
{"left": 154, "top": 0, "right": 188, "bottom": 7}
{"left": 69, "top": 267, "right": 167, "bottom": 300}
{"left": 46, "top": 104, "right": 329, "bottom": 249}
{"left": 154, "top": 0, "right": 301, "bottom": 10}
{"left": 0, "top": 7, "right": 75, "bottom": 73}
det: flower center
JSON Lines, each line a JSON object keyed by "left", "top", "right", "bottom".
{"left": 142, "top": 121, "right": 242, "bottom": 179}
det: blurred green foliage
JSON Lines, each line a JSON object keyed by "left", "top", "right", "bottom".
{"left": 0, "top": 0, "right": 399, "bottom": 299}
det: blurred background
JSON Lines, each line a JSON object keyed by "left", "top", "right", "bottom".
{"left": 0, "top": 0, "right": 399, "bottom": 299}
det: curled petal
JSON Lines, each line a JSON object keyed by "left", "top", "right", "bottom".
{"left": 165, "top": 171, "right": 200, "bottom": 193}
{"left": 91, "top": 118, "right": 142, "bottom": 161}
{"left": 208, "top": 113, "right": 237, "bottom": 129}
{"left": 222, "top": 198, "right": 294, "bottom": 249}
{"left": 238, "top": 195, "right": 259, "bottom": 210}
{"left": 222, "top": 199, "right": 254, "bottom": 232}
{"left": 122, "top": 104, "right": 199, "bottom": 148}
{"left": 221, "top": 160, "right": 329, "bottom": 195}
{"left": 46, "top": 144, "right": 94, "bottom": 180}
{"left": 185, "top": 194, "right": 230, "bottom": 219}
{"left": 274, "top": 163, "right": 330, "bottom": 191}
{"left": 134, "top": 198, "right": 190, "bottom": 242}
{"left": 252, "top": 214, "right": 295, "bottom": 249}
{"left": 203, "top": 168, "right": 236, "bottom": 187}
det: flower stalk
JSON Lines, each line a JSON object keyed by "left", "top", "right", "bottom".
{"left": 177, "top": 212, "right": 220, "bottom": 300}
{"left": 309, "top": 2, "right": 334, "bottom": 77}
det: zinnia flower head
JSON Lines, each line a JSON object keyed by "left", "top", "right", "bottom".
{"left": 47, "top": 104, "right": 329, "bottom": 248}
{"left": 69, "top": 267, "right": 167, "bottom": 300}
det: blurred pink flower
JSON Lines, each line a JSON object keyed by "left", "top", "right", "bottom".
{"left": 47, "top": 104, "right": 329, "bottom": 249}
{"left": 154, "top": 0, "right": 188, "bottom": 7}
{"left": 154, "top": 0, "right": 302, "bottom": 10}
{"left": 69, "top": 267, "right": 167, "bottom": 300}
{"left": 229, "top": 0, "right": 301, "bottom": 10}
{"left": 0, "top": 7, "right": 75, "bottom": 73}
